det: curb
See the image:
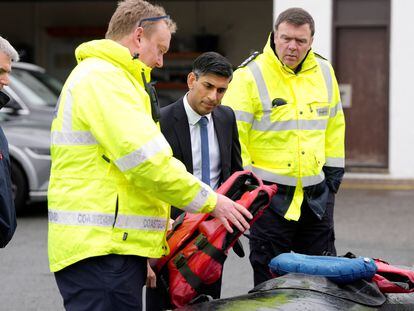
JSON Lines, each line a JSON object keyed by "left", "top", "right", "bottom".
{"left": 341, "top": 179, "right": 414, "bottom": 190}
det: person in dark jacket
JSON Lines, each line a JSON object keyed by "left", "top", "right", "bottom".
{"left": 160, "top": 52, "right": 242, "bottom": 219}
{"left": 146, "top": 52, "right": 243, "bottom": 310}
{"left": 0, "top": 35, "right": 19, "bottom": 247}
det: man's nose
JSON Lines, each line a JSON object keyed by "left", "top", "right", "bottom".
{"left": 288, "top": 41, "right": 297, "bottom": 51}
{"left": 0, "top": 74, "right": 10, "bottom": 87}
{"left": 207, "top": 89, "right": 219, "bottom": 102}
{"left": 155, "top": 55, "right": 164, "bottom": 68}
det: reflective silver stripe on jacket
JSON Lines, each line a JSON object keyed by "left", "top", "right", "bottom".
{"left": 246, "top": 58, "right": 333, "bottom": 132}
{"left": 115, "top": 215, "right": 167, "bottom": 230}
{"left": 302, "top": 171, "right": 325, "bottom": 187}
{"left": 330, "top": 101, "right": 343, "bottom": 118}
{"left": 251, "top": 166, "right": 325, "bottom": 187}
{"left": 325, "top": 157, "right": 345, "bottom": 168}
{"left": 246, "top": 61, "right": 273, "bottom": 132}
{"left": 252, "top": 119, "right": 328, "bottom": 132}
{"left": 251, "top": 167, "right": 298, "bottom": 186}
{"left": 51, "top": 131, "right": 97, "bottom": 145}
{"left": 182, "top": 183, "right": 212, "bottom": 213}
{"left": 115, "top": 134, "right": 169, "bottom": 172}
{"left": 247, "top": 61, "right": 272, "bottom": 111}
{"left": 48, "top": 209, "right": 166, "bottom": 231}
{"left": 315, "top": 58, "right": 333, "bottom": 103}
{"left": 234, "top": 110, "right": 254, "bottom": 124}
{"left": 62, "top": 90, "right": 73, "bottom": 132}
{"left": 52, "top": 64, "right": 100, "bottom": 146}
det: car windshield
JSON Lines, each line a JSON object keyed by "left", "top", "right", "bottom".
{"left": 9, "top": 68, "right": 63, "bottom": 107}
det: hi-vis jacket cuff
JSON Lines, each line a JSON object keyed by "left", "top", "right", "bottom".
{"left": 325, "top": 157, "right": 345, "bottom": 168}
{"left": 181, "top": 182, "right": 213, "bottom": 213}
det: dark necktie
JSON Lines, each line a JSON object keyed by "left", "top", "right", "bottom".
{"left": 198, "top": 116, "right": 210, "bottom": 186}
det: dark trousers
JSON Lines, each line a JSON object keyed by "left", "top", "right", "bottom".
{"left": 55, "top": 254, "right": 147, "bottom": 311}
{"left": 146, "top": 271, "right": 222, "bottom": 310}
{"left": 249, "top": 192, "right": 336, "bottom": 286}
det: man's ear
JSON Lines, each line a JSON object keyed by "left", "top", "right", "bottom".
{"left": 133, "top": 27, "right": 145, "bottom": 47}
{"left": 309, "top": 36, "right": 314, "bottom": 47}
{"left": 187, "top": 72, "right": 196, "bottom": 90}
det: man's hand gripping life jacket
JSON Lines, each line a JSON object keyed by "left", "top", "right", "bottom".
{"left": 154, "top": 170, "right": 277, "bottom": 308}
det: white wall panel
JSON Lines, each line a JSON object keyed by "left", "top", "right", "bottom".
{"left": 389, "top": 0, "right": 414, "bottom": 178}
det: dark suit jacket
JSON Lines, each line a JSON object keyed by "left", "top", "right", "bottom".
{"left": 151, "top": 98, "right": 243, "bottom": 301}
{"left": 160, "top": 97, "right": 242, "bottom": 188}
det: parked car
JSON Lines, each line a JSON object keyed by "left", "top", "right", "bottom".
{"left": 0, "top": 62, "right": 62, "bottom": 212}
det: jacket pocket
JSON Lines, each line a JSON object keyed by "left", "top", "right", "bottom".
{"left": 306, "top": 102, "right": 330, "bottom": 119}
{"left": 250, "top": 148, "right": 294, "bottom": 173}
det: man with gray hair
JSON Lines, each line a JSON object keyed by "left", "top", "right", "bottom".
{"left": 0, "top": 36, "right": 19, "bottom": 248}
{"left": 48, "top": 1, "right": 251, "bottom": 310}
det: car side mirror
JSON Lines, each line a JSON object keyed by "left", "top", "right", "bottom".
{"left": 2, "top": 97, "right": 25, "bottom": 116}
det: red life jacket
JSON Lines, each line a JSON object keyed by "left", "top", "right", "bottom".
{"left": 154, "top": 170, "right": 277, "bottom": 308}
{"left": 372, "top": 258, "right": 414, "bottom": 293}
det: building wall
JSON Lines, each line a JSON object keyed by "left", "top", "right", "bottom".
{"left": 389, "top": 0, "right": 414, "bottom": 178}
{"left": 161, "top": 1, "right": 272, "bottom": 65}
{"left": 0, "top": 1, "right": 273, "bottom": 80}
{"left": 274, "top": 0, "right": 414, "bottom": 179}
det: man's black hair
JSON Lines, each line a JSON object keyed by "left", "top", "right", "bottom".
{"left": 192, "top": 51, "right": 233, "bottom": 79}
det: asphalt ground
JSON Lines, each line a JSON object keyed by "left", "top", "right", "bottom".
{"left": 0, "top": 184, "right": 413, "bottom": 310}
{"left": 222, "top": 186, "right": 414, "bottom": 297}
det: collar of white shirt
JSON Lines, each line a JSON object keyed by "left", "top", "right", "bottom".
{"left": 183, "top": 93, "right": 212, "bottom": 125}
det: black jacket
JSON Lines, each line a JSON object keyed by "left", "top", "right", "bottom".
{"left": 160, "top": 98, "right": 242, "bottom": 183}
{"left": 160, "top": 98, "right": 243, "bottom": 219}
{"left": 0, "top": 91, "right": 16, "bottom": 247}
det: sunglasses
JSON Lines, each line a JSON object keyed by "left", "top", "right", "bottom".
{"left": 137, "top": 15, "right": 170, "bottom": 28}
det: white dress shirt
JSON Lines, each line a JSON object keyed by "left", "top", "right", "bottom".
{"left": 183, "top": 94, "right": 221, "bottom": 189}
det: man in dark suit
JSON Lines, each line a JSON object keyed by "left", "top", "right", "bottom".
{"left": 146, "top": 52, "right": 242, "bottom": 310}
{"left": 160, "top": 51, "right": 242, "bottom": 219}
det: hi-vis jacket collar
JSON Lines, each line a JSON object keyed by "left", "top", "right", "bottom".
{"left": 75, "top": 39, "right": 152, "bottom": 84}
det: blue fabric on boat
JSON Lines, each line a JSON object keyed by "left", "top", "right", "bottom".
{"left": 269, "top": 253, "right": 377, "bottom": 284}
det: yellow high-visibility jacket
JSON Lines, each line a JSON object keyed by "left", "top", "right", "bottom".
{"left": 48, "top": 39, "right": 216, "bottom": 272}
{"left": 223, "top": 34, "right": 345, "bottom": 221}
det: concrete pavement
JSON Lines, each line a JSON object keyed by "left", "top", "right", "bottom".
{"left": 0, "top": 184, "right": 413, "bottom": 310}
